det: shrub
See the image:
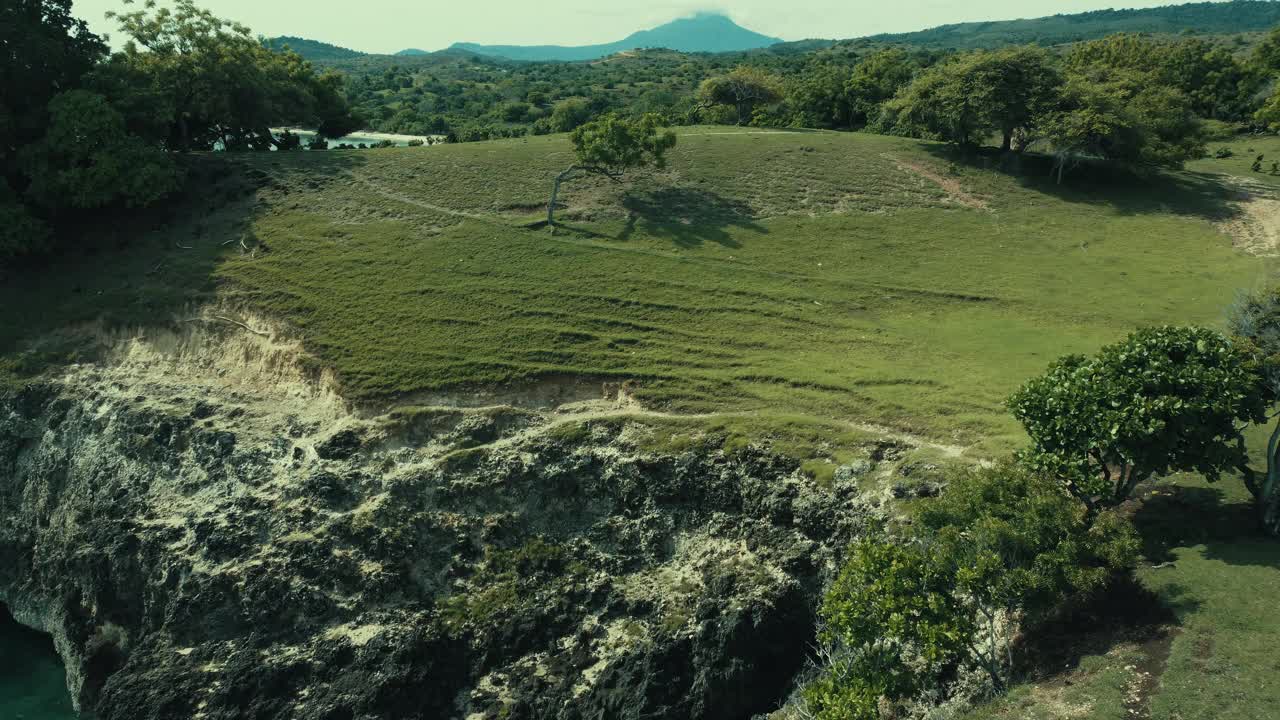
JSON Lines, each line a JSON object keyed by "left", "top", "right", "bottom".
{"left": 805, "top": 464, "right": 1138, "bottom": 717}
{"left": 1009, "top": 326, "right": 1267, "bottom": 516}
{"left": 1215, "top": 146, "right": 1235, "bottom": 158}
{"left": 407, "top": 138, "right": 424, "bottom": 147}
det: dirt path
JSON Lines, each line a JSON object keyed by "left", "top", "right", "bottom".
{"left": 1123, "top": 629, "right": 1179, "bottom": 720}
{"left": 1216, "top": 175, "right": 1280, "bottom": 256}
{"left": 882, "top": 153, "right": 990, "bottom": 210}
{"left": 435, "top": 397, "right": 984, "bottom": 463}
{"left": 340, "top": 169, "right": 511, "bottom": 226}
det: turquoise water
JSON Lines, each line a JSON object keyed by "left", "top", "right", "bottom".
{"left": 0, "top": 607, "right": 76, "bottom": 720}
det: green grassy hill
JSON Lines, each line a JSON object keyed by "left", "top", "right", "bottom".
{"left": 3, "top": 129, "right": 1268, "bottom": 456}
{"left": 2, "top": 127, "right": 1278, "bottom": 718}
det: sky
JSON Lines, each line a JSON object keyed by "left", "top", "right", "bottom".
{"left": 72, "top": 0, "right": 1208, "bottom": 54}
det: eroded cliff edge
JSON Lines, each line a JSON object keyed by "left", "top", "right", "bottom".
{"left": 0, "top": 322, "right": 894, "bottom": 719}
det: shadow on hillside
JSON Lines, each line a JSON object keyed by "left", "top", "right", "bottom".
{"left": 1013, "top": 575, "right": 1183, "bottom": 682}
{"left": 1131, "top": 483, "right": 1279, "bottom": 569}
{"left": 0, "top": 149, "right": 369, "bottom": 378}
{"left": 618, "top": 186, "right": 766, "bottom": 248}
{"left": 920, "top": 145, "right": 1241, "bottom": 223}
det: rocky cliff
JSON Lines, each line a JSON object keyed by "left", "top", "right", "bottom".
{"left": 0, "top": 321, "right": 887, "bottom": 719}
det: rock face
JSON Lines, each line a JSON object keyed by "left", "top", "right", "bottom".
{"left": 0, "top": 327, "right": 874, "bottom": 719}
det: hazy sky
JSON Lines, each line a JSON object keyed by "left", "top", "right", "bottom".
{"left": 73, "top": 0, "right": 1208, "bottom": 53}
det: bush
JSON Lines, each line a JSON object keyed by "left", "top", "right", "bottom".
{"left": 550, "top": 98, "right": 593, "bottom": 132}
{"left": 0, "top": 183, "right": 51, "bottom": 261}
{"left": 1009, "top": 326, "right": 1267, "bottom": 514}
{"left": 804, "top": 464, "right": 1137, "bottom": 717}
{"left": 406, "top": 138, "right": 424, "bottom": 147}
{"left": 1215, "top": 146, "right": 1235, "bottom": 158}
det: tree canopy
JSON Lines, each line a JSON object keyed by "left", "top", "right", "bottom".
{"left": 1009, "top": 326, "right": 1267, "bottom": 515}
{"left": 545, "top": 113, "right": 677, "bottom": 225}
{"left": 107, "top": 0, "right": 361, "bottom": 151}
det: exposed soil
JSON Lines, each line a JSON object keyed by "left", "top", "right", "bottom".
{"left": 1216, "top": 175, "right": 1280, "bottom": 256}
{"left": 882, "top": 153, "right": 991, "bottom": 210}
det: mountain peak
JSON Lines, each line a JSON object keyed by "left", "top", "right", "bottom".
{"left": 448, "top": 13, "right": 781, "bottom": 62}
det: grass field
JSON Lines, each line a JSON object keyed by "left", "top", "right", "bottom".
{"left": 2, "top": 129, "right": 1279, "bottom": 716}
{"left": 4, "top": 128, "right": 1263, "bottom": 456}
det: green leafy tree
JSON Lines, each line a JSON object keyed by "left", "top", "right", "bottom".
{"left": 1, "top": 0, "right": 107, "bottom": 180}
{"left": 806, "top": 537, "right": 973, "bottom": 718}
{"left": 786, "top": 60, "right": 856, "bottom": 129}
{"left": 847, "top": 49, "right": 917, "bottom": 131}
{"left": 545, "top": 113, "right": 676, "bottom": 225}
{"left": 1009, "top": 326, "right": 1267, "bottom": 517}
{"left": 549, "top": 98, "right": 593, "bottom": 132}
{"left": 883, "top": 46, "right": 1059, "bottom": 150}
{"left": 1039, "top": 66, "right": 1205, "bottom": 182}
{"left": 107, "top": 0, "right": 360, "bottom": 151}
{"left": 19, "top": 90, "right": 180, "bottom": 211}
{"left": 697, "top": 66, "right": 784, "bottom": 125}
{"left": 1226, "top": 286, "right": 1280, "bottom": 535}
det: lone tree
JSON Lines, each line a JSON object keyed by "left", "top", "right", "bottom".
{"left": 546, "top": 113, "right": 676, "bottom": 226}
{"left": 1009, "top": 326, "right": 1267, "bottom": 519}
{"left": 1227, "top": 286, "right": 1280, "bottom": 535}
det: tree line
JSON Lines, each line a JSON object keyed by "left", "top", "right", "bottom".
{"left": 2, "top": 0, "right": 359, "bottom": 261}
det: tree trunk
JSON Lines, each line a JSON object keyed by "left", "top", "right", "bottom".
{"left": 1001, "top": 129, "right": 1013, "bottom": 153}
{"left": 547, "top": 166, "right": 576, "bottom": 226}
{"left": 1262, "top": 419, "right": 1280, "bottom": 535}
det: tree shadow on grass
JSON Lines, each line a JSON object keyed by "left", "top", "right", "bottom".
{"left": 618, "top": 186, "right": 767, "bottom": 248}
{"left": 1131, "top": 482, "right": 1280, "bottom": 569}
{"left": 1013, "top": 575, "right": 1186, "bottom": 682}
{"left": 919, "top": 144, "right": 1243, "bottom": 224}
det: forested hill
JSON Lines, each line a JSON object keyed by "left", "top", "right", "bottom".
{"left": 265, "top": 36, "right": 365, "bottom": 61}
{"left": 856, "top": 0, "right": 1280, "bottom": 49}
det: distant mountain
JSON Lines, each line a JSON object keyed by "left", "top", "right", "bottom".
{"left": 450, "top": 12, "right": 782, "bottom": 61}
{"left": 264, "top": 36, "right": 366, "bottom": 61}
{"left": 857, "top": 0, "right": 1280, "bottom": 50}
{"left": 396, "top": 48, "right": 431, "bottom": 56}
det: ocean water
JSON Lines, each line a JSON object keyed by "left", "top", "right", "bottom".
{"left": 0, "top": 606, "right": 76, "bottom": 720}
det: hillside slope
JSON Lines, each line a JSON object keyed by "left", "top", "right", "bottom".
{"left": 3, "top": 130, "right": 1266, "bottom": 456}
{"left": 2, "top": 129, "right": 1277, "bottom": 720}
{"left": 857, "top": 0, "right": 1280, "bottom": 49}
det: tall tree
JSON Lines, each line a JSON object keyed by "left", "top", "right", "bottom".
{"left": 1, "top": 0, "right": 106, "bottom": 181}
{"left": 697, "top": 67, "right": 784, "bottom": 125}
{"left": 1039, "top": 67, "right": 1204, "bottom": 181}
{"left": 846, "top": 49, "right": 917, "bottom": 131}
{"left": 882, "top": 46, "right": 1060, "bottom": 150}
{"left": 107, "top": 0, "right": 360, "bottom": 150}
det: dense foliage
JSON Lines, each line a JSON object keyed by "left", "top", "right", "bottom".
{"left": 2, "top": 0, "right": 359, "bottom": 261}
{"left": 1227, "top": 286, "right": 1280, "bottom": 535}
{"left": 311, "top": 23, "right": 1280, "bottom": 181}
{"left": 806, "top": 465, "right": 1137, "bottom": 719}
{"left": 1010, "top": 326, "right": 1267, "bottom": 515}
